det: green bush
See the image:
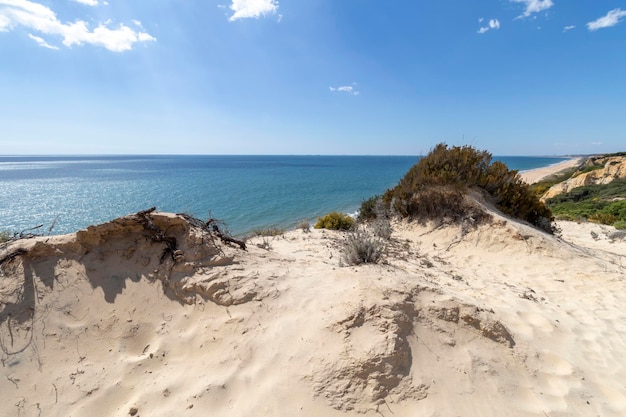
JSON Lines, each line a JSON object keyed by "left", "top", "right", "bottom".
{"left": 546, "top": 180, "right": 626, "bottom": 224}
{"left": 589, "top": 212, "right": 618, "bottom": 225}
{"left": 614, "top": 220, "right": 626, "bottom": 230}
{"left": 382, "top": 144, "right": 554, "bottom": 233}
{"left": 314, "top": 212, "right": 355, "bottom": 230}
{"left": 358, "top": 196, "right": 382, "bottom": 222}
{"left": 577, "top": 164, "right": 604, "bottom": 175}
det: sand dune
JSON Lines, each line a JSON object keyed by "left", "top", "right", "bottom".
{"left": 1, "top": 201, "right": 625, "bottom": 416}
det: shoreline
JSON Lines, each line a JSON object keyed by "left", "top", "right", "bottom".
{"left": 518, "top": 157, "right": 583, "bottom": 184}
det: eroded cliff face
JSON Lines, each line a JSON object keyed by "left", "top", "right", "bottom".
{"left": 542, "top": 155, "right": 626, "bottom": 200}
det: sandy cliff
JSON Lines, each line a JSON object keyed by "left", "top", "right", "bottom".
{"left": 542, "top": 155, "right": 626, "bottom": 199}
{"left": 1, "top": 207, "right": 625, "bottom": 417}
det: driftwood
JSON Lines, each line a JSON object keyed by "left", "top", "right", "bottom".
{"left": 178, "top": 214, "right": 247, "bottom": 251}
{"left": 0, "top": 248, "right": 27, "bottom": 266}
{"left": 208, "top": 221, "right": 247, "bottom": 251}
{"left": 135, "top": 209, "right": 247, "bottom": 261}
{"left": 0, "top": 248, "right": 27, "bottom": 274}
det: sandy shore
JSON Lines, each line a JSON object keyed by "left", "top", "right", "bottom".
{"left": 1, "top": 201, "right": 625, "bottom": 416}
{"left": 519, "top": 157, "right": 583, "bottom": 184}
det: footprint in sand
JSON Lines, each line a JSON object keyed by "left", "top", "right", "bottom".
{"left": 518, "top": 311, "right": 555, "bottom": 334}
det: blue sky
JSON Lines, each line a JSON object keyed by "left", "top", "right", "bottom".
{"left": 1, "top": 1, "right": 625, "bottom": 155}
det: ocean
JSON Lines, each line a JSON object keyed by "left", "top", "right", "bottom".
{"left": 0, "top": 155, "right": 568, "bottom": 236}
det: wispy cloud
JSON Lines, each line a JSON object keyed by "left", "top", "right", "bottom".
{"left": 563, "top": 25, "right": 575, "bottom": 32}
{"left": 72, "top": 0, "right": 99, "bottom": 6}
{"left": 511, "top": 0, "right": 554, "bottom": 19}
{"left": 28, "top": 33, "right": 58, "bottom": 50}
{"left": 329, "top": 83, "right": 360, "bottom": 96}
{"left": 587, "top": 9, "right": 626, "bottom": 31}
{"left": 0, "top": 0, "right": 155, "bottom": 52}
{"left": 228, "top": 0, "right": 279, "bottom": 22}
{"left": 477, "top": 18, "right": 501, "bottom": 34}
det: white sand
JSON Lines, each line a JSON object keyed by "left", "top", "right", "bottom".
{"left": 1, "top": 196, "right": 625, "bottom": 416}
{"left": 519, "top": 158, "right": 582, "bottom": 184}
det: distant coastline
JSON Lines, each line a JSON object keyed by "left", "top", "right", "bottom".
{"left": 518, "top": 157, "right": 582, "bottom": 184}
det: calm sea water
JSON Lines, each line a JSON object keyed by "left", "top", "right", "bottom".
{"left": 0, "top": 155, "right": 567, "bottom": 236}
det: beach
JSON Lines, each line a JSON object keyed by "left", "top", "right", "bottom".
{"left": 519, "top": 157, "right": 582, "bottom": 184}
{"left": 1, "top": 162, "right": 625, "bottom": 417}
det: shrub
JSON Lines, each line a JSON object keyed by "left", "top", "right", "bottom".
{"left": 315, "top": 212, "right": 355, "bottom": 230}
{"left": 251, "top": 227, "right": 285, "bottom": 237}
{"left": 577, "top": 164, "right": 604, "bottom": 175}
{"left": 381, "top": 144, "right": 554, "bottom": 233}
{"left": 613, "top": 220, "right": 626, "bottom": 230}
{"left": 297, "top": 219, "right": 311, "bottom": 233}
{"left": 248, "top": 227, "right": 284, "bottom": 250}
{"left": 388, "top": 185, "right": 491, "bottom": 225}
{"left": 372, "top": 218, "right": 393, "bottom": 240}
{"left": 341, "top": 226, "right": 385, "bottom": 265}
{"left": 0, "top": 231, "right": 12, "bottom": 244}
{"left": 358, "top": 195, "right": 382, "bottom": 222}
{"left": 589, "top": 212, "right": 618, "bottom": 225}
{"left": 546, "top": 180, "right": 626, "bottom": 224}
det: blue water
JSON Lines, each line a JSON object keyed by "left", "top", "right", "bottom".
{"left": 0, "top": 155, "right": 568, "bottom": 236}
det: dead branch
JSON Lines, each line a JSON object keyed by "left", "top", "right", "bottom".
{"left": 204, "top": 220, "right": 246, "bottom": 250}
{"left": 0, "top": 249, "right": 27, "bottom": 275}
{"left": 17, "top": 225, "right": 44, "bottom": 239}
{"left": 179, "top": 214, "right": 247, "bottom": 251}
{"left": 134, "top": 208, "right": 178, "bottom": 262}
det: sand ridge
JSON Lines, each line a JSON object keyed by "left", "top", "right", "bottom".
{"left": 1, "top": 201, "right": 625, "bottom": 416}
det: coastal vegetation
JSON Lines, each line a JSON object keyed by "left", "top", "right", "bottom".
{"left": 529, "top": 167, "right": 579, "bottom": 197}
{"left": 248, "top": 226, "right": 286, "bottom": 251}
{"left": 297, "top": 219, "right": 311, "bottom": 233}
{"left": 363, "top": 143, "right": 555, "bottom": 233}
{"left": 315, "top": 212, "right": 355, "bottom": 230}
{"left": 0, "top": 231, "right": 11, "bottom": 244}
{"left": 341, "top": 226, "right": 385, "bottom": 266}
{"left": 250, "top": 226, "right": 285, "bottom": 237}
{"left": 533, "top": 152, "right": 626, "bottom": 228}
{"left": 545, "top": 179, "right": 626, "bottom": 227}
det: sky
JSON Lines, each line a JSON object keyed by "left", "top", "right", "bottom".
{"left": 1, "top": 0, "right": 625, "bottom": 156}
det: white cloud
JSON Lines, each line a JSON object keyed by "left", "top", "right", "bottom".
{"left": 228, "top": 0, "right": 279, "bottom": 22}
{"left": 329, "top": 84, "right": 359, "bottom": 96}
{"left": 478, "top": 18, "right": 500, "bottom": 34}
{"left": 0, "top": 14, "right": 10, "bottom": 31}
{"left": 28, "top": 32, "right": 58, "bottom": 49}
{"left": 0, "top": 0, "right": 155, "bottom": 52}
{"left": 72, "top": 0, "right": 98, "bottom": 6}
{"left": 587, "top": 9, "right": 626, "bottom": 31}
{"left": 563, "top": 25, "right": 575, "bottom": 32}
{"left": 511, "top": 0, "right": 554, "bottom": 19}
